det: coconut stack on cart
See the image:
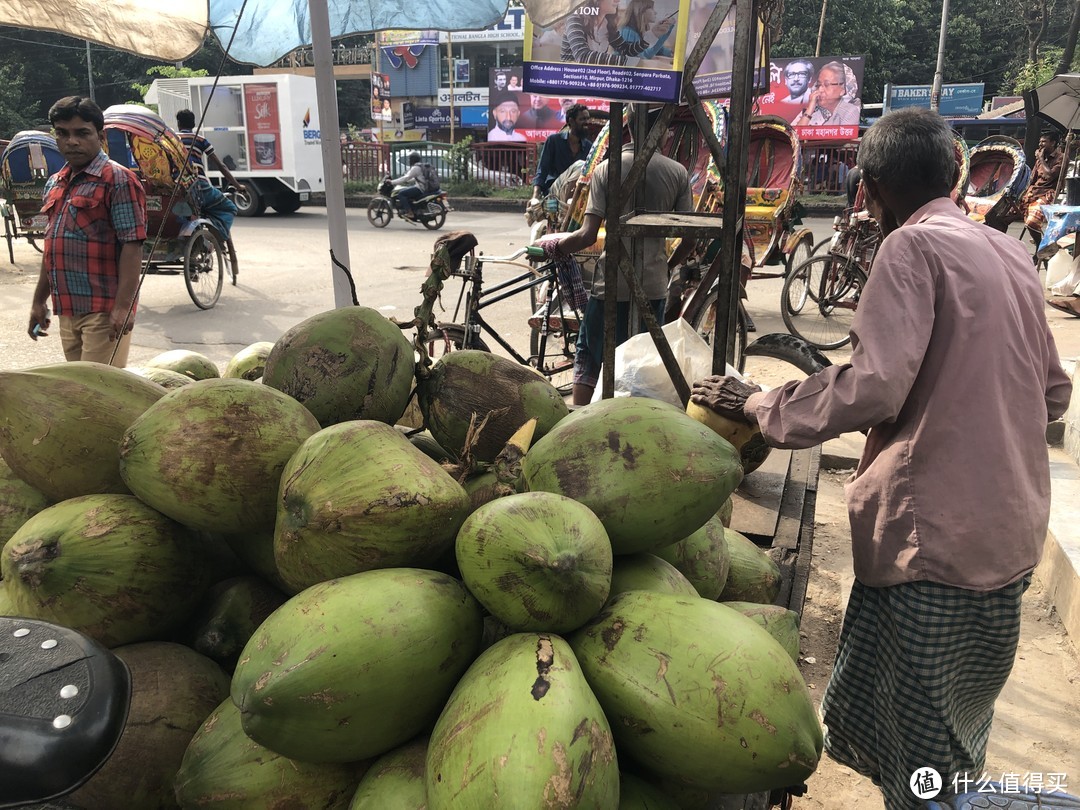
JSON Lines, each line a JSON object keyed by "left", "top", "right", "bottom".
{"left": 0, "top": 304, "right": 822, "bottom": 809}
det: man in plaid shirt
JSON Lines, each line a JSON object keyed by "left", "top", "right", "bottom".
{"left": 28, "top": 96, "right": 146, "bottom": 367}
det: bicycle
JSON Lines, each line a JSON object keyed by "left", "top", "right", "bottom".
{"left": 426, "top": 244, "right": 582, "bottom": 395}
{"left": 781, "top": 204, "right": 881, "bottom": 350}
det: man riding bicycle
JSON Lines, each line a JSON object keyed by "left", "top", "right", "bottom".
{"left": 175, "top": 109, "right": 239, "bottom": 240}
{"left": 387, "top": 152, "right": 439, "bottom": 220}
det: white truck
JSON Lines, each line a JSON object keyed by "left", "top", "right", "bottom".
{"left": 147, "top": 74, "right": 325, "bottom": 216}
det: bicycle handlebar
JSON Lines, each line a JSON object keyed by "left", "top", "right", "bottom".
{"left": 479, "top": 244, "right": 547, "bottom": 263}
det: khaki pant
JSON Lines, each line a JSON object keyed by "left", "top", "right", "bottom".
{"left": 59, "top": 312, "right": 132, "bottom": 367}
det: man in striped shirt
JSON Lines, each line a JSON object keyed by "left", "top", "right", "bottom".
{"left": 176, "top": 108, "right": 239, "bottom": 240}
{"left": 28, "top": 96, "right": 146, "bottom": 367}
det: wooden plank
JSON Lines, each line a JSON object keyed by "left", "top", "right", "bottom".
{"left": 787, "top": 446, "right": 822, "bottom": 618}
{"left": 771, "top": 449, "right": 812, "bottom": 552}
{"left": 728, "top": 449, "right": 791, "bottom": 544}
{"left": 620, "top": 211, "right": 727, "bottom": 240}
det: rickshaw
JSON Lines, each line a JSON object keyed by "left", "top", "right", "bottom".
{"left": 964, "top": 135, "right": 1031, "bottom": 227}
{"left": 0, "top": 131, "right": 65, "bottom": 263}
{"left": 102, "top": 105, "right": 237, "bottom": 310}
{"left": 690, "top": 116, "right": 813, "bottom": 283}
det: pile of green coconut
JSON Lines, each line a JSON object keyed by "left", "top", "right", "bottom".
{"left": 0, "top": 305, "right": 821, "bottom": 809}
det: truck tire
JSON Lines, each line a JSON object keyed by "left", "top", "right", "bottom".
{"left": 235, "top": 182, "right": 266, "bottom": 217}
{"left": 272, "top": 193, "right": 302, "bottom": 214}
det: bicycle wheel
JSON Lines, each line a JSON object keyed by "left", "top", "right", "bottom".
{"left": 810, "top": 236, "right": 832, "bottom": 256}
{"left": 425, "top": 323, "right": 491, "bottom": 361}
{"left": 781, "top": 255, "right": 865, "bottom": 350}
{"left": 533, "top": 327, "right": 577, "bottom": 397}
{"left": 183, "top": 227, "right": 224, "bottom": 310}
{"left": 367, "top": 197, "right": 392, "bottom": 228}
{"left": 688, "top": 290, "right": 748, "bottom": 373}
{"left": 784, "top": 235, "right": 813, "bottom": 278}
{"left": 783, "top": 257, "right": 810, "bottom": 315}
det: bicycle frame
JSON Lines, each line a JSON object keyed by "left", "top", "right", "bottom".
{"left": 441, "top": 253, "right": 579, "bottom": 380}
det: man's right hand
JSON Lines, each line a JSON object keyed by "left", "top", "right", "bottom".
{"left": 28, "top": 304, "right": 50, "bottom": 340}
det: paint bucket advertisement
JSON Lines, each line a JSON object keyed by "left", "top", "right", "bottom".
{"left": 243, "top": 83, "right": 282, "bottom": 170}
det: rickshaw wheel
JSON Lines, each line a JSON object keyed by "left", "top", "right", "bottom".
{"left": 3, "top": 214, "right": 14, "bottom": 264}
{"left": 26, "top": 235, "right": 44, "bottom": 254}
{"left": 184, "top": 227, "right": 224, "bottom": 310}
{"left": 224, "top": 238, "right": 239, "bottom": 286}
{"left": 785, "top": 235, "right": 813, "bottom": 278}
{"left": 688, "top": 289, "right": 748, "bottom": 373}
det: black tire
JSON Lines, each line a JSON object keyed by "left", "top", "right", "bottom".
{"left": 781, "top": 255, "right": 866, "bottom": 350}
{"left": 224, "top": 237, "right": 239, "bottom": 286}
{"left": 234, "top": 183, "right": 266, "bottom": 217}
{"left": 272, "top": 193, "right": 302, "bottom": 214}
{"left": 810, "top": 236, "right": 832, "bottom": 256}
{"left": 183, "top": 227, "right": 224, "bottom": 310}
{"left": 3, "top": 214, "right": 13, "bottom": 263}
{"left": 367, "top": 197, "right": 392, "bottom": 228}
{"left": 688, "top": 289, "right": 748, "bottom": 373}
{"left": 784, "top": 235, "right": 813, "bottom": 278}
{"left": 426, "top": 323, "right": 490, "bottom": 360}
{"left": 421, "top": 200, "right": 447, "bottom": 230}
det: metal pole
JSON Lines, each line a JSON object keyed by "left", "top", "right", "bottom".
{"left": 714, "top": 0, "right": 758, "bottom": 373}
{"left": 627, "top": 104, "right": 649, "bottom": 336}
{"left": 815, "top": 0, "right": 827, "bottom": 57}
{"left": 85, "top": 41, "right": 96, "bottom": 101}
{"left": 603, "top": 102, "right": 623, "bottom": 400}
{"left": 308, "top": 0, "right": 355, "bottom": 308}
{"left": 448, "top": 33, "right": 456, "bottom": 145}
{"left": 930, "top": 0, "right": 950, "bottom": 111}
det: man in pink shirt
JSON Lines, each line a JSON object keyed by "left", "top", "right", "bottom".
{"left": 693, "top": 108, "right": 1072, "bottom": 809}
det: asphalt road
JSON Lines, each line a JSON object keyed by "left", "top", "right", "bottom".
{"left": 0, "top": 208, "right": 839, "bottom": 374}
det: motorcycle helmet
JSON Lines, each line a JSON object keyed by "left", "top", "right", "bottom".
{"left": 408, "top": 152, "right": 421, "bottom": 165}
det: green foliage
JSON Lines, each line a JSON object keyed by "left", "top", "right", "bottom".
{"left": 130, "top": 65, "right": 209, "bottom": 103}
{"left": 448, "top": 136, "right": 475, "bottom": 183}
{"left": 0, "top": 64, "right": 39, "bottom": 134}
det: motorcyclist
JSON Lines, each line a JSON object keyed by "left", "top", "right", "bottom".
{"left": 387, "top": 152, "right": 429, "bottom": 220}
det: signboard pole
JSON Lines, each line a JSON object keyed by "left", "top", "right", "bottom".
{"left": 930, "top": 0, "right": 950, "bottom": 111}
{"left": 308, "top": 0, "right": 355, "bottom": 308}
{"left": 713, "top": 0, "right": 758, "bottom": 373}
{"left": 448, "top": 33, "right": 456, "bottom": 145}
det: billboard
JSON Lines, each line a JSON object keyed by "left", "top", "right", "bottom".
{"left": 243, "top": 83, "right": 283, "bottom": 170}
{"left": 883, "top": 83, "right": 985, "bottom": 116}
{"left": 488, "top": 66, "right": 610, "bottom": 143}
{"left": 371, "top": 73, "right": 392, "bottom": 122}
{"left": 758, "top": 56, "right": 865, "bottom": 142}
{"left": 522, "top": 0, "right": 766, "bottom": 104}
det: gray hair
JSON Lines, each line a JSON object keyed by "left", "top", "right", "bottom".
{"left": 858, "top": 108, "right": 956, "bottom": 194}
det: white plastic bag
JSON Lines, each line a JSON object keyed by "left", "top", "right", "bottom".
{"left": 590, "top": 318, "right": 741, "bottom": 408}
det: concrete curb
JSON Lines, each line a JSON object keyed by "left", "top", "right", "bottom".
{"left": 1041, "top": 449, "right": 1080, "bottom": 641}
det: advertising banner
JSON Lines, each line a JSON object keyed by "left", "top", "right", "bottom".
{"left": 379, "top": 30, "right": 439, "bottom": 47}
{"left": 242, "top": 83, "right": 283, "bottom": 170}
{"left": 488, "top": 66, "right": 611, "bottom": 143}
{"left": 455, "top": 59, "right": 471, "bottom": 84}
{"left": 371, "top": 73, "right": 392, "bottom": 122}
{"left": 439, "top": 8, "right": 525, "bottom": 42}
{"left": 414, "top": 107, "right": 491, "bottom": 129}
{"left": 522, "top": 0, "right": 765, "bottom": 104}
{"left": 883, "top": 83, "right": 985, "bottom": 116}
{"left": 401, "top": 102, "right": 415, "bottom": 130}
{"left": 757, "top": 55, "right": 865, "bottom": 142}
{"left": 438, "top": 87, "right": 489, "bottom": 106}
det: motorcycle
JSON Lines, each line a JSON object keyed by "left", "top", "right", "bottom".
{"left": 366, "top": 179, "right": 449, "bottom": 230}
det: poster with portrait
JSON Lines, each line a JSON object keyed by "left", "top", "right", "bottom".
{"left": 488, "top": 66, "right": 610, "bottom": 144}
{"left": 522, "top": 0, "right": 766, "bottom": 104}
{"left": 371, "top": 73, "right": 391, "bottom": 122}
{"left": 758, "top": 55, "right": 865, "bottom": 142}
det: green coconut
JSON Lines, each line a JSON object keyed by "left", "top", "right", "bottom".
{"left": 262, "top": 306, "right": 415, "bottom": 427}
{"left": 129, "top": 366, "right": 196, "bottom": 390}
{"left": 274, "top": 422, "right": 471, "bottom": 593}
{"left": 461, "top": 470, "right": 507, "bottom": 513}
{"left": 455, "top": 492, "right": 612, "bottom": 633}
{"left": 175, "top": 698, "right": 365, "bottom": 809}
{"left": 723, "top": 601, "right": 801, "bottom": 662}
{"left": 118, "top": 379, "right": 321, "bottom": 534}
{"left": 69, "top": 642, "right": 229, "bottom": 809}
{"left": 618, "top": 772, "right": 682, "bottom": 809}
{"left": 608, "top": 554, "right": 699, "bottom": 600}
{"left": 0, "top": 456, "right": 50, "bottom": 546}
{"left": 183, "top": 576, "right": 288, "bottom": 672}
{"left": 570, "top": 591, "right": 822, "bottom": 793}
{"left": 522, "top": 397, "right": 743, "bottom": 555}
{"left": 221, "top": 528, "right": 288, "bottom": 590}
{"left": 407, "top": 430, "right": 452, "bottom": 463}
{"left": 1, "top": 494, "right": 207, "bottom": 647}
{"left": 0, "top": 362, "right": 166, "bottom": 502}
{"left": 0, "top": 581, "right": 14, "bottom": 615}
{"left": 232, "top": 568, "right": 482, "bottom": 763}
{"left": 654, "top": 515, "right": 731, "bottom": 600}
{"left": 145, "top": 349, "right": 221, "bottom": 380}
{"left": 348, "top": 737, "right": 428, "bottom": 809}
{"left": 717, "top": 496, "right": 734, "bottom": 528}
{"left": 417, "top": 350, "right": 569, "bottom": 462}
{"left": 720, "top": 528, "right": 782, "bottom": 604}
{"left": 222, "top": 341, "right": 275, "bottom": 381}
{"left": 426, "top": 634, "right": 619, "bottom": 809}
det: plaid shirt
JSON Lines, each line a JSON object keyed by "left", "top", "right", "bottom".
{"left": 41, "top": 151, "right": 146, "bottom": 316}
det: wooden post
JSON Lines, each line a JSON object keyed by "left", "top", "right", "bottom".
{"left": 714, "top": 0, "right": 759, "bottom": 373}
{"left": 603, "top": 102, "right": 623, "bottom": 400}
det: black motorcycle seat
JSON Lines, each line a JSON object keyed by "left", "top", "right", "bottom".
{"left": 0, "top": 617, "right": 130, "bottom": 809}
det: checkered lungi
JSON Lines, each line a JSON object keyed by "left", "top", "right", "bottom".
{"left": 821, "top": 576, "right": 1030, "bottom": 810}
